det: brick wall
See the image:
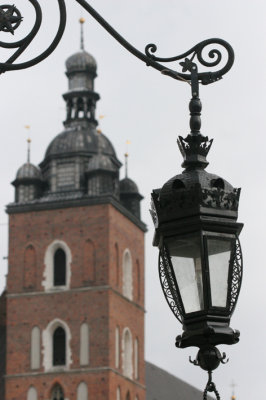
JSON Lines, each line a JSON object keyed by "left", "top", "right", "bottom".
{"left": 5, "top": 202, "right": 145, "bottom": 399}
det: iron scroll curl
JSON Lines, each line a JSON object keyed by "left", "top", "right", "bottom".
{"left": 0, "top": 0, "right": 234, "bottom": 86}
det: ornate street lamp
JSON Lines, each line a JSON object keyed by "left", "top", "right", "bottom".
{"left": 0, "top": 1, "right": 243, "bottom": 398}
{"left": 150, "top": 74, "right": 243, "bottom": 398}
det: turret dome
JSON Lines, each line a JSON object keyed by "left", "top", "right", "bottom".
{"left": 87, "top": 153, "right": 117, "bottom": 173}
{"left": 16, "top": 162, "right": 42, "bottom": 180}
{"left": 119, "top": 177, "right": 139, "bottom": 194}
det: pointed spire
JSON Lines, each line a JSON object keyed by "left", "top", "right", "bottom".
{"left": 79, "top": 17, "right": 85, "bottom": 50}
{"left": 24, "top": 125, "right": 31, "bottom": 163}
{"left": 125, "top": 140, "right": 131, "bottom": 178}
{"left": 124, "top": 153, "right": 128, "bottom": 178}
{"left": 27, "top": 138, "right": 31, "bottom": 163}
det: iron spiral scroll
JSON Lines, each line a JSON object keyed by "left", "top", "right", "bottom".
{"left": 0, "top": 0, "right": 234, "bottom": 86}
{"left": 0, "top": 0, "right": 66, "bottom": 74}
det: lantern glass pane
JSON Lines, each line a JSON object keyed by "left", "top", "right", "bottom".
{"left": 167, "top": 236, "right": 203, "bottom": 314}
{"left": 207, "top": 238, "right": 233, "bottom": 308}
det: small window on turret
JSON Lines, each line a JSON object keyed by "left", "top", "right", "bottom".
{"left": 54, "top": 249, "right": 66, "bottom": 286}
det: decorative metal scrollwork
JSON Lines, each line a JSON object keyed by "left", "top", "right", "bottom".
{"left": 159, "top": 248, "right": 183, "bottom": 323}
{"left": 0, "top": 0, "right": 66, "bottom": 74}
{"left": 0, "top": 0, "right": 234, "bottom": 90}
{"left": 229, "top": 237, "right": 243, "bottom": 315}
{"left": 145, "top": 38, "right": 234, "bottom": 85}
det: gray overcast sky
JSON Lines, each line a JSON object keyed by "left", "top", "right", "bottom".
{"left": 0, "top": 1, "right": 265, "bottom": 399}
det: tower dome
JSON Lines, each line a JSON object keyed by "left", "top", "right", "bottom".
{"left": 44, "top": 124, "right": 117, "bottom": 160}
{"left": 65, "top": 50, "right": 97, "bottom": 74}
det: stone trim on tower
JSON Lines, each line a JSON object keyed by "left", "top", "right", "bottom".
{"left": 42, "top": 240, "right": 72, "bottom": 291}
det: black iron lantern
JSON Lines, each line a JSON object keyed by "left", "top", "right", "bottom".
{"left": 151, "top": 93, "right": 243, "bottom": 396}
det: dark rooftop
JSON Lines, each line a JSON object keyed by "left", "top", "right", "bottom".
{"left": 146, "top": 361, "right": 211, "bottom": 400}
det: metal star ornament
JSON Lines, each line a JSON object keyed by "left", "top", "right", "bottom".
{"left": 0, "top": 5, "right": 22, "bottom": 35}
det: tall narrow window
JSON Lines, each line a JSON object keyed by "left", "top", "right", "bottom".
{"left": 134, "top": 338, "right": 139, "bottom": 380}
{"left": 54, "top": 249, "right": 66, "bottom": 286}
{"left": 116, "top": 387, "right": 121, "bottom": 400}
{"left": 77, "top": 382, "right": 88, "bottom": 400}
{"left": 115, "top": 243, "right": 119, "bottom": 287}
{"left": 53, "top": 327, "right": 66, "bottom": 366}
{"left": 115, "top": 326, "right": 120, "bottom": 368}
{"left": 122, "top": 250, "right": 132, "bottom": 300}
{"left": 24, "top": 245, "right": 37, "bottom": 289}
{"left": 31, "top": 326, "right": 41, "bottom": 369}
{"left": 27, "top": 386, "right": 37, "bottom": 400}
{"left": 80, "top": 323, "right": 89, "bottom": 366}
{"left": 122, "top": 328, "right": 133, "bottom": 378}
{"left": 126, "top": 391, "right": 131, "bottom": 400}
{"left": 51, "top": 384, "right": 64, "bottom": 400}
{"left": 136, "top": 260, "right": 140, "bottom": 302}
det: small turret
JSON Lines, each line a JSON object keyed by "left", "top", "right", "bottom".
{"left": 12, "top": 139, "right": 43, "bottom": 203}
{"left": 119, "top": 152, "right": 143, "bottom": 219}
{"left": 86, "top": 131, "right": 119, "bottom": 198}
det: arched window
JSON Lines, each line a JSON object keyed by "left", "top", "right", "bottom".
{"left": 24, "top": 245, "right": 37, "bottom": 289}
{"left": 31, "top": 326, "right": 41, "bottom": 369}
{"left": 134, "top": 338, "right": 139, "bottom": 380}
{"left": 54, "top": 249, "right": 66, "bottom": 286}
{"left": 126, "top": 391, "right": 131, "bottom": 400}
{"left": 51, "top": 384, "right": 64, "bottom": 400}
{"left": 80, "top": 323, "right": 89, "bottom": 366}
{"left": 27, "top": 386, "right": 37, "bottom": 400}
{"left": 122, "top": 250, "right": 132, "bottom": 300}
{"left": 42, "top": 319, "right": 72, "bottom": 371}
{"left": 115, "top": 243, "right": 119, "bottom": 287}
{"left": 116, "top": 387, "right": 121, "bottom": 400}
{"left": 43, "top": 240, "right": 72, "bottom": 291}
{"left": 115, "top": 326, "right": 120, "bottom": 368}
{"left": 53, "top": 327, "right": 66, "bottom": 366}
{"left": 77, "top": 382, "right": 88, "bottom": 400}
{"left": 122, "top": 328, "right": 133, "bottom": 378}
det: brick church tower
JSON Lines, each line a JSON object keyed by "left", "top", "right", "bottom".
{"left": 2, "top": 23, "right": 146, "bottom": 400}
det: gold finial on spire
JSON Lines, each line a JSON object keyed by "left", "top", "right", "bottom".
{"left": 79, "top": 17, "right": 85, "bottom": 50}
{"left": 230, "top": 381, "right": 237, "bottom": 400}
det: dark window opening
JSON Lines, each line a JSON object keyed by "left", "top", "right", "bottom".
{"left": 53, "top": 327, "right": 66, "bottom": 366}
{"left": 211, "top": 178, "right": 225, "bottom": 190}
{"left": 172, "top": 179, "right": 185, "bottom": 190}
{"left": 51, "top": 384, "right": 64, "bottom": 400}
{"left": 54, "top": 249, "right": 66, "bottom": 286}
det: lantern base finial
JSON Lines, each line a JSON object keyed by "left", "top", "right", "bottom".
{"left": 189, "top": 346, "right": 228, "bottom": 400}
{"left": 189, "top": 345, "right": 228, "bottom": 371}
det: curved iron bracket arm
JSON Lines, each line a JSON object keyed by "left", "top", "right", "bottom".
{"left": 0, "top": 0, "right": 234, "bottom": 91}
